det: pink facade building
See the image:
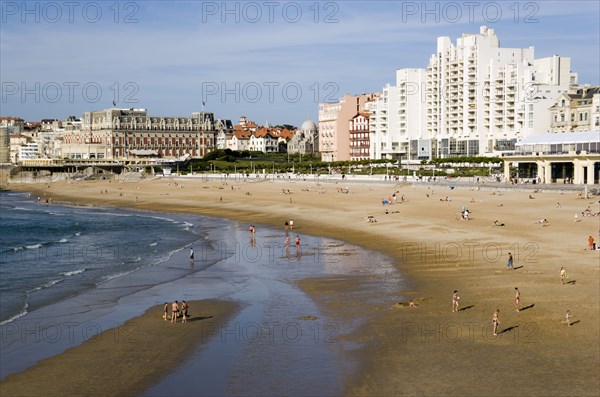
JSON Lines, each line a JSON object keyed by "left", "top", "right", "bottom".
{"left": 318, "top": 93, "right": 378, "bottom": 162}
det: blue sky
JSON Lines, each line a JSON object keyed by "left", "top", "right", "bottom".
{"left": 1, "top": 0, "right": 599, "bottom": 127}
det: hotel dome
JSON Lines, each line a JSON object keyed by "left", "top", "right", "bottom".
{"left": 300, "top": 117, "right": 317, "bottom": 132}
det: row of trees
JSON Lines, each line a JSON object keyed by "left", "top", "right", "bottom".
{"left": 166, "top": 150, "right": 504, "bottom": 177}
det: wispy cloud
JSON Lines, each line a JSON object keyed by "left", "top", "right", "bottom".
{"left": 1, "top": 0, "right": 598, "bottom": 123}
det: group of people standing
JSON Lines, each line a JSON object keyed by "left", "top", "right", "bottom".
{"left": 451, "top": 264, "right": 575, "bottom": 336}
{"left": 451, "top": 289, "right": 518, "bottom": 336}
{"left": 163, "top": 300, "right": 190, "bottom": 323}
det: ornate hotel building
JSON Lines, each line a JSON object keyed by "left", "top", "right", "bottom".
{"left": 62, "top": 108, "right": 217, "bottom": 159}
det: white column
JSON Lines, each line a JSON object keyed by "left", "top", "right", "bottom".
{"left": 503, "top": 160, "right": 511, "bottom": 182}
{"left": 573, "top": 159, "right": 583, "bottom": 184}
{"left": 536, "top": 161, "right": 544, "bottom": 183}
{"left": 587, "top": 161, "right": 596, "bottom": 185}
{"left": 544, "top": 161, "right": 552, "bottom": 184}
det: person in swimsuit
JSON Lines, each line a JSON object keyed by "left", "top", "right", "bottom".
{"left": 181, "top": 301, "right": 189, "bottom": 323}
{"left": 452, "top": 290, "right": 460, "bottom": 312}
{"left": 163, "top": 302, "right": 169, "bottom": 321}
{"left": 171, "top": 300, "right": 180, "bottom": 323}
{"left": 514, "top": 287, "right": 521, "bottom": 312}
{"left": 560, "top": 267, "right": 566, "bottom": 285}
{"left": 493, "top": 309, "right": 500, "bottom": 336}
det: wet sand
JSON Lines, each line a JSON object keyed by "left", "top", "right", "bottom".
{"left": 5, "top": 176, "right": 600, "bottom": 396}
{"left": 0, "top": 300, "right": 240, "bottom": 397}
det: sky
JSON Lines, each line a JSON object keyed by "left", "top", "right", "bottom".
{"left": 1, "top": 0, "right": 599, "bottom": 127}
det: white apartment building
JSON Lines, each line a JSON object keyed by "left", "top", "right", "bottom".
{"left": 369, "top": 84, "right": 399, "bottom": 160}
{"left": 369, "top": 68, "right": 428, "bottom": 161}
{"left": 426, "top": 26, "right": 575, "bottom": 158}
{"left": 18, "top": 142, "right": 39, "bottom": 160}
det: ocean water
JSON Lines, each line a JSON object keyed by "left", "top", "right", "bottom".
{"left": 0, "top": 190, "right": 207, "bottom": 325}
{"left": 0, "top": 189, "right": 404, "bottom": 394}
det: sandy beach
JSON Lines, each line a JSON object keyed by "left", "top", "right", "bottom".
{"left": 3, "top": 175, "right": 599, "bottom": 396}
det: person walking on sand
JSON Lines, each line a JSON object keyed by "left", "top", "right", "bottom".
{"left": 564, "top": 310, "right": 572, "bottom": 327}
{"left": 493, "top": 309, "right": 501, "bottom": 335}
{"left": 560, "top": 267, "right": 567, "bottom": 285}
{"left": 588, "top": 235, "right": 596, "bottom": 250}
{"left": 506, "top": 252, "right": 514, "bottom": 270}
{"left": 171, "top": 300, "right": 180, "bottom": 323}
{"left": 163, "top": 302, "right": 169, "bottom": 321}
{"left": 514, "top": 287, "right": 521, "bottom": 312}
{"left": 452, "top": 290, "right": 460, "bottom": 312}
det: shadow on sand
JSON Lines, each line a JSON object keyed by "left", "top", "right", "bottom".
{"left": 499, "top": 325, "right": 518, "bottom": 334}
{"left": 188, "top": 315, "right": 214, "bottom": 322}
{"left": 519, "top": 304, "right": 535, "bottom": 312}
{"left": 459, "top": 305, "right": 474, "bottom": 311}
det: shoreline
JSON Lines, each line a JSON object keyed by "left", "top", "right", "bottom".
{"left": 0, "top": 300, "right": 241, "bottom": 397}
{"left": 1, "top": 190, "right": 400, "bottom": 396}
{"left": 4, "top": 177, "right": 600, "bottom": 396}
